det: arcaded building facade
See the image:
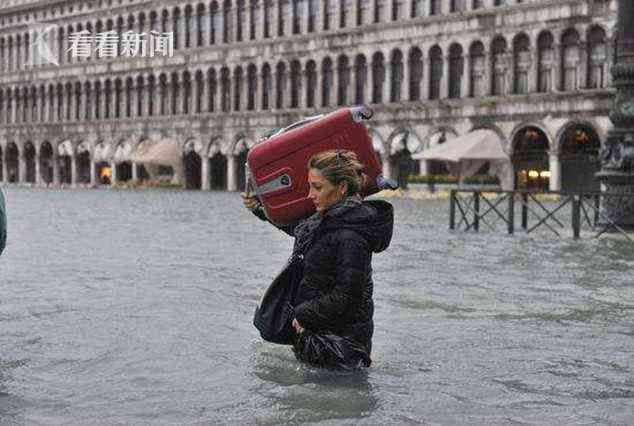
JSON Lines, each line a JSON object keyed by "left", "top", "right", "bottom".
{"left": 0, "top": 0, "right": 617, "bottom": 191}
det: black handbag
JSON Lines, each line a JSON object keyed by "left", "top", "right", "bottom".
{"left": 253, "top": 255, "right": 303, "bottom": 345}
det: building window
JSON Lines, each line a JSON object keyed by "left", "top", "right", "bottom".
{"left": 513, "top": 34, "right": 531, "bottom": 94}
{"left": 261, "top": 64, "right": 271, "bottom": 110}
{"left": 306, "top": 60, "right": 317, "bottom": 107}
{"left": 408, "top": 48, "right": 423, "bottom": 101}
{"left": 390, "top": 50, "right": 403, "bottom": 102}
{"left": 469, "top": 42, "right": 485, "bottom": 97}
{"left": 371, "top": 52, "right": 385, "bottom": 103}
{"left": 290, "top": 60, "right": 301, "bottom": 108}
{"left": 492, "top": 36, "right": 508, "bottom": 96}
{"left": 355, "top": 55, "right": 367, "bottom": 104}
{"left": 337, "top": 55, "right": 351, "bottom": 105}
{"left": 562, "top": 29, "right": 580, "bottom": 91}
{"left": 448, "top": 44, "right": 464, "bottom": 99}
{"left": 588, "top": 26, "right": 607, "bottom": 89}
{"left": 429, "top": 46, "right": 443, "bottom": 100}
{"left": 538, "top": 32, "right": 554, "bottom": 93}
{"left": 276, "top": 62, "right": 287, "bottom": 108}
{"left": 430, "top": 0, "right": 440, "bottom": 15}
{"left": 322, "top": 58, "right": 333, "bottom": 106}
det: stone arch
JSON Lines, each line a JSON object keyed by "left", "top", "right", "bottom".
{"left": 23, "top": 141, "right": 36, "bottom": 183}
{"left": 184, "top": 137, "right": 203, "bottom": 189}
{"left": 76, "top": 140, "right": 92, "bottom": 184}
{"left": 113, "top": 139, "right": 134, "bottom": 182}
{"left": 39, "top": 140, "right": 55, "bottom": 184}
{"left": 207, "top": 137, "right": 227, "bottom": 190}
{"left": 57, "top": 139, "right": 75, "bottom": 184}
{"left": 5, "top": 142, "right": 18, "bottom": 183}
{"left": 510, "top": 124, "right": 552, "bottom": 191}
{"left": 556, "top": 120, "right": 602, "bottom": 192}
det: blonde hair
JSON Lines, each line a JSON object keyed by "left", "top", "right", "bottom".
{"left": 307, "top": 149, "right": 365, "bottom": 195}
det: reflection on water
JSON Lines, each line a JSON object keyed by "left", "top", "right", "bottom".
{"left": 0, "top": 188, "right": 633, "bottom": 423}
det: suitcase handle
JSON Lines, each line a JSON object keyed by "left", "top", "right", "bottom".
{"left": 351, "top": 106, "right": 373, "bottom": 122}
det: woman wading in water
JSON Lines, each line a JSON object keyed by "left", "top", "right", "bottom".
{"left": 244, "top": 150, "right": 393, "bottom": 369}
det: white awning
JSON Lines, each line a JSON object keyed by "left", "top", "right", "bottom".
{"left": 413, "top": 129, "right": 514, "bottom": 190}
{"left": 133, "top": 139, "right": 182, "bottom": 167}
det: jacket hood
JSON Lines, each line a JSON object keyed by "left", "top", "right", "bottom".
{"left": 324, "top": 197, "right": 394, "bottom": 253}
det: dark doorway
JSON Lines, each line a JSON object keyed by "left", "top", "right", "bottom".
{"left": 24, "top": 142, "right": 36, "bottom": 183}
{"left": 40, "top": 142, "right": 54, "bottom": 184}
{"left": 184, "top": 150, "right": 202, "bottom": 189}
{"left": 116, "top": 162, "right": 132, "bottom": 182}
{"left": 559, "top": 124, "right": 601, "bottom": 193}
{"left": 6, "top": 143, "right": 18, "bottom": 183}
{"left": 512, "top": 126, "right": 550, "bottom": 191}
{"left": 210, "top": 153, "right": 227, "bottom": 190}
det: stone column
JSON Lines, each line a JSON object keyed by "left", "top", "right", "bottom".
{"left": 1, "top": 153, "right": 8, "bottom": 184}
{"left": 455, "top": 52, "right": 468, "bottom": 97}
{"left": 257, "top": 1, "right": 266, "bottom": 39}
{"left": 350, "top": 64, "right": 359, "bottom": 105}
{"left": 177, "top": 15, "right": 186, "bottom": 50}
{"left": 71, "top": 154, "right": 78, "bottom": 188}
{"left": 226, "top": 154, "right": 237, "bottom": 191}
{"left": 383, "top": 57, "right": 392, "bottom": 103}
{"left": 316, "top": 66, "right": 324, "bottom": 107}
{"left": 192, "top": 9, "right": 200, "bottom": 47}
{"left": 253, "top": 69, "right": 261, "bottom": 111}
{"left": 441, "top": 54, "right": 450, "bottom": 99}
{"left": 90, "top": 159, "right": 96, "bottom": 186}
{"left": 271, "top": 70, "right": 278, "bottom": 110}
{"left": 201, "top": 7, "right": 210, "bottom": 46}
{"left": 553, "top": 43, "right": 562, "bottom": 92}
{"left": 100, "top": 82, "right": 107, "bottom": 119}
{"left": 201, "top": 155, "right": 210, "bottom": 190}
{"left": 315, "top": 0, "right": 323, "bottom": 30}
{"left": 18, "top": 151, "right": 26, "bottom": 184}
{"left": 130, "top": 81, "right": 138, "bottom": 119}
{"left": 43, "top": 87, "right": 50, "bottom": 122}
{"left": 549, "top": 152, "right": 561, "bottom": 192}
{"left": 382, "top": 156, "right": 392, "bottom": 180}
{"left": 132, "top": 162, "right": 139, "bottom": 181}
{"left": 485, "top": 49, "right": 493, "bottom": 96}
{"left": 111, "top": 161, "right": 118, "bottom": 186}
{"left": 11, "top": 89, "right": 17, "bottom": 123}
{"left": 35, "top": 146, "right": 41, "bottom": 186}
{"left": 403, "top": 58, "right": 411, "bottom": 102}
{"left": 335, "top": 0, "right": 342, "bottom": 30}
{"left": 80, "top": 85, "right": 87, "bottom": 121}
{"left": 528, "top": 49, "right": 539, "bottom": 93}
{"left": 422, "top": 57, "right": 431, "bottom": 100}
{"left": 285, "top": 1, "right": 293, "bottom": 36}
{"left": 142, "top": 82, "right": 150, "bottom": 117}
{"left": 578, "top": 41, "right": 589, "bottom": 90}
{"left": 271, "top": 1, "right": 279, "bottom": 37}
{"left": 52, "top": 155, "right": 60, "bottom": 186}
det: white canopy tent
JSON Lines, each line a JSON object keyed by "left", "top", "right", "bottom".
{"left": 413, "top": 129, "right": 514, "bottom": 190}
{"left": 132, "top": 138, "right": 184, "bottom": 183}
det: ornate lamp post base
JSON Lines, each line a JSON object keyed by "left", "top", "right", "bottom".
{"left": 597, "top": 1, "right": 634, "bottom": 229}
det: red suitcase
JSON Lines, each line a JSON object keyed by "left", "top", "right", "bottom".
{"left": 246, "top": 106, "right": 394, "bottom": 226}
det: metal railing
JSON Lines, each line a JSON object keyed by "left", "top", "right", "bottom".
{"left": 449, "top": 189, "right": 633, "bottom": 241}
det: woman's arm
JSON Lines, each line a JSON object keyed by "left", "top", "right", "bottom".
{"left": 243, "top": 193, "right": 298, "bottom": 236}
{"left": 294, "top": 230, "right": 369, "bottom": 331}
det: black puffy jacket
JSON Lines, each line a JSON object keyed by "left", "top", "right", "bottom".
{"left": 254, "top": 196, "right": 393, "bottom": 368}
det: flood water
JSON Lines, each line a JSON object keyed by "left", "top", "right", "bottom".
{"left": 1, "top": 187, "right": 633, "bottom": 424}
